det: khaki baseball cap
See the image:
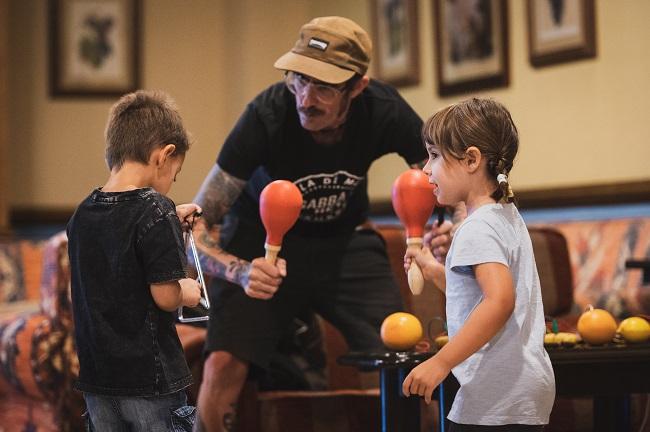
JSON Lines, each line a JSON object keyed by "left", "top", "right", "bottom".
{"left": 274, "top": 16, "right": 372, "bottom": 84}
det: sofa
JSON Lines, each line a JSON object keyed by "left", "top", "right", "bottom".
{"left": 0, "top": 214, "right": 649, "bottom": 431}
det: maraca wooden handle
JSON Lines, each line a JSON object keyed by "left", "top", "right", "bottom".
{"left": 264, "top": 243, "right": 281, "bottom": 264}
{"left": 406, "top": 238, "right": 424, "bottom": 295}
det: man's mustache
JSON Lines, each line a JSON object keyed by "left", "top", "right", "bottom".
{"left": 299, "top": 107, "right": 324, "bottom": 117}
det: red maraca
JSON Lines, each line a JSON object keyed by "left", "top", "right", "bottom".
{"left": 392, "top": 169, "right": 437, "bottom": 295}
{"left": 259, "top": 180, "right": 303, "bottom": 264}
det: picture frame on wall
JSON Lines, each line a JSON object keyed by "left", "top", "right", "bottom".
{"left": 433, "top": 0, "right": 509, "bottom": 97}
{"left": 527, "top": 0, "right": 596, "bottom": 68}
{"left": 49, "top": 0, "right": 140, "bottom": 97}
{"left": 370, "top": 0, "right": 420, "bottom": 87}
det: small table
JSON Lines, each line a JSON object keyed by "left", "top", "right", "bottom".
{"left": 341, "top": 342, "right": 650, "bottom": 431}
{"left": 436, "top": 342, "right": 650, "bottom": 432}
{"left": 546, "top": 341, "right": 650, "bottom": 432}
{"left": 338, "top": 351, "right": 436, "bottom": 432}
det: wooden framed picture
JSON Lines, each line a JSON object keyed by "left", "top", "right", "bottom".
{"left": 370, "top": 0, "right": 420, "bottom": 87}
{"left": 527, "top": 0, "right": 596, "bottom": 68}
{"left": 433, "top": 0, "right": 509, "bottom": 97}
{"left": 49, "top": 0, "right": 140, "bottom": 97}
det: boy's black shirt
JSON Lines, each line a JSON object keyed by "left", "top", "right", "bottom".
{"left": 67, "top": 187, "right": 192, "bottom": 396}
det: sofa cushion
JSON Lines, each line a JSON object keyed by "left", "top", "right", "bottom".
{"left": 529, "top": 226, "right": 574, "bottom": 317}
{"left": 554, "top": 218, "right": 650, "bottom": 317}
{"left": 0, "top": 238, "right": 45, "bottom": 305}
{"left": 0, "top": 390, "right": 58, "bottom": 432}
{"left": 0, "top": 313, "right": 64, "bottom": 400}
{"left": 38, "top": 232, "right": 71, "bottom": 322}
{"left": 0, "top": 311, "right": 83, "bottom": 430}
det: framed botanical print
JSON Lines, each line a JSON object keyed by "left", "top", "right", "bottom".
{"left": 527, "top": 0, "right": 597, "bottom": 67}
{"left": 433, "top": 0, "right": 509, "bottom": 96}
{"left": 49, "top": 0, "right": 140, "bottom": 97}
{"left": 371, "top": 0, "right": 420, "bottom": 87}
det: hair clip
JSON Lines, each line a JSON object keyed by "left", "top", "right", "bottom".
{"left": 497, "top": 173, "right": 508, "bottom": 184}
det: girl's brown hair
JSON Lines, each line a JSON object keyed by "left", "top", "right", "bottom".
{"left": 104, "top": 90, "right": 190, "bottom": 170}
{"left": 422, "top": 98, "right": 518, "bottom": 203}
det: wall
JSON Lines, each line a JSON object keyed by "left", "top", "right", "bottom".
{"left": 0, "top": 0, "right": 8, "bottom": 232}
{"left": 367, "top": 0, "right": 650, "bottom": 199}
{"left": 6, "top": 0, "right": 650, "bottom": 211}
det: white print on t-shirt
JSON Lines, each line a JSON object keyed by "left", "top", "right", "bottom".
{"left": 294, "top": 171, "right": 363, "bottom": 222}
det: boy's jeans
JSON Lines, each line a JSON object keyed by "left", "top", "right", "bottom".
{"left": 84, "top": 391, "right": 195, "bottom": 432}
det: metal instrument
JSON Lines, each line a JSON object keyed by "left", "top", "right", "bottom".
{"left": 178, "top": 215, "right": 210, "bottom": 323}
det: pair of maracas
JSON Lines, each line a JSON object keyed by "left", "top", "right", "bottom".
{"left": 259, "top": 170, "right": 437, "bottom": 297}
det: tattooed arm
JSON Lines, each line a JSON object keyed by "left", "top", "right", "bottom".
{"left": 193, "top": 164, "right": 286, "bottom": 299}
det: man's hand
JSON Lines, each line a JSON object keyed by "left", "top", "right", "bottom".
{"left": 423, "top": 202, "right": 467, "bottom": 263}
{"left": 243, "top": 257, "right": 287, "bottom": 300}
{"left": 423, "top": 220, "right": 453, "bottom": 263}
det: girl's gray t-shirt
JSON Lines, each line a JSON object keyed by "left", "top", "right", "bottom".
{"left": 445, "top": 203, "right": 555, "bottom": 425}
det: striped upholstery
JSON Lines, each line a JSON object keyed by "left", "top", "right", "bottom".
{"left": 0, "top": 233, "right": 82, "bottom": 432}
{"left": 0, "top": 238, "right": 45, "bottom": 306}
{"left": 553, "top": 218, "right": 650, "bottom": 317}
{"left": 38, "top": 231, "right": 71, "bottom": 322}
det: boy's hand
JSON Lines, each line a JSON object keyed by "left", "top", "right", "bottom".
{"left": 179, "top": 278, "right": 202, "bottom": 307}
{"left": 176, "top": 203, "right": 203, "bottom": 231}
{"left": 243, "top": 257, "right": 287, "bottom": 300}
{"left": 402, "top": 355, "right": 451, "bottom": 404}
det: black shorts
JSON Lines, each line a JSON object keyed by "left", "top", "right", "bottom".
{"left": 448, "top": 422, "right": 545, "bottom": 432}
{"left": 204, "top": 224, "right": 404, "bottom": 370}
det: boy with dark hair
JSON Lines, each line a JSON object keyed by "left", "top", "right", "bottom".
{"left": 67, "top": 90, "right": 202, "bottom": 431}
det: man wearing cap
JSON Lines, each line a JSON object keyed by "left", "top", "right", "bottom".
{"left": 192, "top": 16, "right": 427, "bottom": 431}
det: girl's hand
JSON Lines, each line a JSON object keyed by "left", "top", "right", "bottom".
{"left": 176, "top": 203, "right": 203, "bottom": 231}
{"left": 402, "top": 355, "right": 451, "bottom": 404}
{"left": 404, "top": 246, "right": 445, "bottom": 283}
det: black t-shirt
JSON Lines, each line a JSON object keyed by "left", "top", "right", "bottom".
{"left": 67, "top": 188, "right": 192, "bottom": 397}
{"left": 217, "top": 80, "right": 426, "bottom": 237}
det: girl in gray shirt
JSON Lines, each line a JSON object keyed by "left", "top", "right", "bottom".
{"left": 403, "top": 98, "right": 555, "bottom": 430}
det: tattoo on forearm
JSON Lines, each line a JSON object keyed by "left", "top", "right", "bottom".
{"left": 193, "top": 165, "right": 251, "bottom": 285}
{"left": 194, "top": 165, "right": 245, "bottom": 227}
{"left": 228, "top": 260, "right": 251, "bottom": 287}
{"left": 199, "top": 231, "right": 221, "bottom": 249}
{"left": 198, "top": 245, "right": 251, "bottom": 287}
{"left": 200, "top": 254, "right": 228, "bottom": 278}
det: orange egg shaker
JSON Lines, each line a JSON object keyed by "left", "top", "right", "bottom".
{"left": 259, "top": 180, "right": 303, "bottom": 264}
{"left": 392, "top": 169, "right": 437, "bottom": 295}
